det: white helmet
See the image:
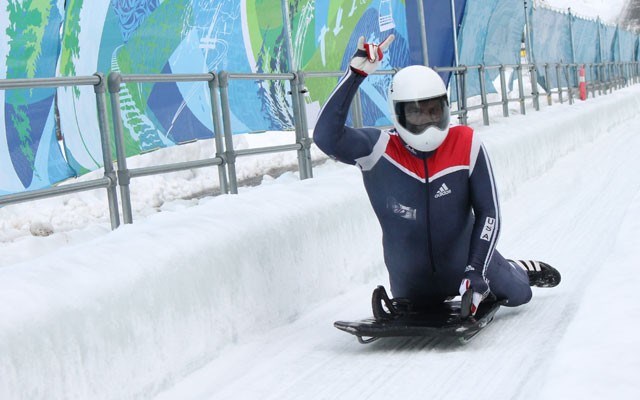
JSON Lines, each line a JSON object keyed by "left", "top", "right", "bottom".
{"left": 388, "top": 65, "right": 450, "bottom": 152}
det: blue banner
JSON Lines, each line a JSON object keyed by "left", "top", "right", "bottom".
{"left": 599, "top": 23, "right": 617, "bottom": 62}
{"left": 572, "top": 15, "right": 599, "bottom": 65}
{"left": 484, "top": 0, "right": 527, "bottom": 92}
{"left": 456, "top": 0, "right": 526, "bottom": 97}
{"left": 531, "top": 6, "right": 572, "bottom": 64}
{"left": 617, "top": 28, "right": 637, "bottom": 62}
{"left": 406, "top": 0, "right": 466, "bottom": 85}
{"left": 530, "top": 6, "right": 573, "bottom": 88}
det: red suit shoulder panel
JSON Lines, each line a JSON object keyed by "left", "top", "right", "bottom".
{"left": 427, "top": 125, "right": 473, "bottom": 179}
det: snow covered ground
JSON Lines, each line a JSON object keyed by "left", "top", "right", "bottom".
{"left": 153, "top": 84, "right": 640, "bottom": 400}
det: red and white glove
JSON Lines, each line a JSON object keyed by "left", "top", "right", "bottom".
{"left": 459, "top": 266, "right": 490, "bottom": 318}
{"left": 349, "top": 34, "right": 395, "bottom": 77}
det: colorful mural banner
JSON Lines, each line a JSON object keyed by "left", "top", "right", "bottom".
{"left": 288, "top": 0, "right": 409, "bottom": 127}
{"left": 58, "top": 0, "right": 411, "bottom": 176}
{"left": 1, "top": 0, "right": 74, "bottom": 195}
{"left": 5, "top": 0, "right": 637, "bottom": 194}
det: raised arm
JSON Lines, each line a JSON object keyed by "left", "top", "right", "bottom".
{"left": 313, "top": 35, "right": 394, "bottom": 165}
{"left": 313, "top": 70, "right": 378, "bottom": 164}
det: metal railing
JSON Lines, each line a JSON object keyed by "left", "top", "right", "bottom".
{"left": 0, "top": 74, "right": 120, "bottom": 229}
{"left": 439, "top": 61, "right": 639, "bottom": 126}
{"left": 216, "top": 71, "right": 313, "bottom": 194}
{"left": 1, "top": 60, "right": 638, "bottom": 229}
{"left": 107, "top": 72, "right": 227, "bottom": 224}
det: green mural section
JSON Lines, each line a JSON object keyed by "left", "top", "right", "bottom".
{"left": 54, "top": 0, "right": 409, "bottom": 176}
{"left": 2, "top": 1, "right": 412, "bottom": 191}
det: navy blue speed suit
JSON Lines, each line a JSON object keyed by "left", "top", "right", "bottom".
{"left": 313, "top": 69, "right": 532, "bottom": 307}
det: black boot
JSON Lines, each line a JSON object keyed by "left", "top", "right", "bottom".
{"left": 508, "top": 260, "right": 561, "bottom": 288}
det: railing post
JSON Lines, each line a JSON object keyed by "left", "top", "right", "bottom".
{"left": 529, "top": 63, "right": 540, "bottom": 111}
{"left": 564, "top": 64, "right": 574, "bottom": 105}
{"left": 516, "top": 64, "right": 526, "bottom": 115}
{"left": 93, "top": 73, "right": 120, "bottom": 229}
{"left": 544, "top": 63, "right": 552, "bottom": 105}
{"left": 555, "top": 63, "right": 563, "bottom": 104}
{"left": 107, "top": 72, "right": 133, "bottom": 224}
{"left": 598, "top": 63, "right": 604, "bottom": 95}
{"left": 458, "top": 66, "right": 468, "bottom": 125}
{"left": 295, "top": 71, "right": 313, "bottom": 179}
{"left": 619, "top": 63, "right": 623, "bottom": 88}
{"left": 416, "top": 0, "right": 430, "bottom": 66}
{"left": 625, "top": 62, "right": 630, "bottom": 86}
{"left": 588, "top": 63, "right": 596, "bottom": 98}
{"left": 207, "top": 72, "right": 229, "bottom": 194}
{"left": 499, "top": 64, "right": 509, "bottom": 117}
{"left": 608, "top": 63, "right": 614, "bottom": 93}
{"left": 478, "top": 65, "right": 489, "bottom": 125}
{"left": 290, "top": 72, "right": 310, "bottom": 180}
{"left": 217, "top": 71, "right": 238, "bottom": 194}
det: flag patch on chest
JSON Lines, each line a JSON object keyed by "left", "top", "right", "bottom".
{"left": 387, "top": 197, "right": 417, "bottom": 220}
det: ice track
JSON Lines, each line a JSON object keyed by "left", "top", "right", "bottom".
{"left": 156, "top": 98, "right": 640, "bottom": 399}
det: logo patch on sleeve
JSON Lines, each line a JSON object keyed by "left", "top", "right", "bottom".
{"left": 480, "top": 217, "right": 496, "bottom": 242}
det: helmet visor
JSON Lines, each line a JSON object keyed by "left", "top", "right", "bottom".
{"left": 395, "top": 96, "right": 449, "bottom": 134}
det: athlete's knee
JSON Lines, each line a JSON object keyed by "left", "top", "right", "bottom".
{"left": 503, "top": 285, "right": 532, "bottom": 307}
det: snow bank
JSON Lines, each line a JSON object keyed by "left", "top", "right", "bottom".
{"left": 1, "top": 86, "right": 640, "bottom": 399}
{"left": 479, "top": 89, "right": 640, "bottom": 200}
{"left": 0, "top": 166, "right": 384, "bottom": 399}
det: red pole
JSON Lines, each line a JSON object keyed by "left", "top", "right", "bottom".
{"left": 579, "top": 65, "right": 587, "bottom": 100}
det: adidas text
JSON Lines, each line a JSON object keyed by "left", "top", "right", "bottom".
{"left": 435, "top": 183, "right": 452, "bottom": 198}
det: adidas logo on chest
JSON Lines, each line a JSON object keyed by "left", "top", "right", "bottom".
{"left": 434, "top": 183, "right": 452, "bottom": 198}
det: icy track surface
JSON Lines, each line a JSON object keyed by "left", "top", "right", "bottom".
{"left": 154, "top": 92, "right": 640, "bottom": 399}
